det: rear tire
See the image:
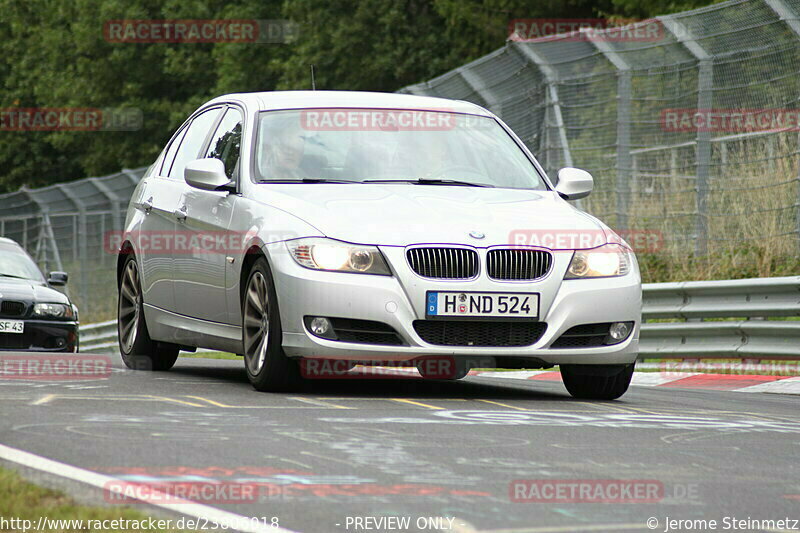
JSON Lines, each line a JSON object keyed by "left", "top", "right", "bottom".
{"left": 242, "top": 257, "right": 302, "bottom": 392}
{"left": 560, "top": 363, "right": 634, "bottom": 400}
{"left": 117, "top": 255, "right": 179, "bottom": 371}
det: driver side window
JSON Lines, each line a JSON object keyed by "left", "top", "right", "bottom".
{"left": 167, "top": 107, "right": 222, "bottom": 180}
{"left": 205, "top": 107, "right": 243, "bottom": 180}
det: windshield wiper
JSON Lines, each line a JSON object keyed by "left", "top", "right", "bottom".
{"left": 362, "top": 178, "right": 494, "bottom": 187}
{"left": 258, "top": 178, "right": 359, "bottom": 184}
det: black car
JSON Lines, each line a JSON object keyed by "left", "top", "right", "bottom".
{"left": 0, "top": 237, "right": 78, "bottom": 352}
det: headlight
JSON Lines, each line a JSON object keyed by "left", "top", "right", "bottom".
{"left": 565, "top": 244, "right": 632, "bottom": 279}
{"left": 286, "top": 238, "right": 391, "bottom": 275}
{"left": 33, "top": 303, "right": 74, "bottom": 318}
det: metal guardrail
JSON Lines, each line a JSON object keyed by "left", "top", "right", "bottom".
{"left": 640, "top": 276, "right": 800, "bottom": 360}
{"left": 79, "top": 276, "right": 800, "bottom": 360}
{"left": 79, "top": 319, "right": 117, "bottom": 353}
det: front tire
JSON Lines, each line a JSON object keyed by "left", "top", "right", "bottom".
{"left": 560, "top": 363, "right": 634, "bottom": 400}
{"left": 242, "top": 257, "right": 302, "bottom": 392}
{"left": 117, "top": 255, "right": 179, "bottom": 371}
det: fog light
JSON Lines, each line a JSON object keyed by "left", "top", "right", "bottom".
{"left": 310, "top": 317, "right": 331, "bottom": 335}
{"left": 608, "top": 322, "right": 632, "bottom": 342}
{"left": 305, "top": 316, "right": 339, "bottom": 340}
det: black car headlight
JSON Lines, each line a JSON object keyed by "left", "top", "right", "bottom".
{"left": 33, "top": 303, "right": 75, "bottom": 319}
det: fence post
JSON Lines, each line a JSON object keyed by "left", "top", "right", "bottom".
{"left": 458, "top": 63, "right": 503, "bottom": 117}
{"left": 617, "top": 71, "right": 632, "bottom": 231}
{"left": 542, "top": 88, "right": 551, "bottom": 172}
{"left": 22, "top": 187, "right": 52, "bottom": 267}
{"left": 764, "top": 0, "right": 800, "bottom": 36}
{"left": 511, "top": 42, "right": 574, "bottom": 172}
{"left": 91, "top": 178, "right": 124, "bottom": 232}
{"left": 659, "top": 16, "right": 713, "bottom": 256}
{"left": 695, "top": 59, "right": 713, "bottom": 256}
{"left": 755, "top": 0, "right": 800, "bottom": 250}
{"left": 582, "top": 32, "right": 632, "bottom": 231}
{"left": 57, "top": 184, "right": 89, "bottom": 313}
{"left": 91, "top": 179, "right": 125, "bottom": 268}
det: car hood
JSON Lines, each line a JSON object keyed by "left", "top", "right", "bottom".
{"left": 0, "top": 278, "right": 70, "bottom": 304}
{"left": 251, "top": 184, "right": 609, "bottom": 247}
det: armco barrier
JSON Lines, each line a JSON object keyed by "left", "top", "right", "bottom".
{"left": 639, "top": 276, "right": 800, "bottom": 360}
{"left": 79, "top": 276, "right": 800, "bottom": 360}
{"left": 79, "top": 319, "right": 117, "bottom": 353}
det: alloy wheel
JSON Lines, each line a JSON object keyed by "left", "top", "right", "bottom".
{"left": 118, "top": 260, "right": 141, "bottom": 353}
{"left": 243, "top": 271, "right": 270, "bottom": 375}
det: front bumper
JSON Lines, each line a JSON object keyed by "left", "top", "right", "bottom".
{"left": 0, "top": 320, "right": 79, "bottom": 352}
{"left": 267, "top": 242, "right": 640, "bottom": 366}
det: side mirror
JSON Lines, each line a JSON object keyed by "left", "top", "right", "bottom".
{"left": 184, "top": 158, "right": 234, "bottom": 192}
{"left": 47, "top": 271, "right": 68, "bottom": 286}
{"left": 555, "top": 167, "right": 593, "bottom": 200}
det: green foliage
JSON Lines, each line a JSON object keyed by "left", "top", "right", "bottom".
{"left": 0, "top": 466, "right": 189, "bottom": 531}
{"left": 0, "top": 0, "right": 717, "bottom": 192}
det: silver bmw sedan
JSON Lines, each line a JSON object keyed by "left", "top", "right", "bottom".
{"left": 117, "top": 91, "right": 641, "bottom": 399}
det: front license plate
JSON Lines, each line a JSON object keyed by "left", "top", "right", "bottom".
{"left": 0, "top": 320, "right": 24, "bottom": 334}
{"left": 426, "top": 291, "right": 539, "bottom": 319}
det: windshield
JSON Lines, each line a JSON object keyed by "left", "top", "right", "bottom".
{"left": 255, "top": 108, "right": 548, "bottom": 189}
{"left": 0, "top": 243, "right": 45, "bottom": 281}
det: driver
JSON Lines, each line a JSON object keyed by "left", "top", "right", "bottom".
{"left": 410, "top": 133, "right": 452, "bottom": 179}
{"left": 260, "top": 121, "right": 307, "bottom": 179}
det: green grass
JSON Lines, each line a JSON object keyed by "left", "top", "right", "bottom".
{"left": 0, "top": 466, "right": 185, "bottom": 532}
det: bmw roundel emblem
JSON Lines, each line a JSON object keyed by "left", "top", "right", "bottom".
{"left": 469, "top": 231, "right": 485, "bottom": 239}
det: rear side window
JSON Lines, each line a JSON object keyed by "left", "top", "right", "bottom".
{"left": 205, "top": 107, "right": 243, "bottom": 179}
{"left": 167, "top": 107, "right": 222, "bottom": 179}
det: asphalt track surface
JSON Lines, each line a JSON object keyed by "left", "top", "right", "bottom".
{"left": 1, "top": 354, "right": 799, "bottom": 533}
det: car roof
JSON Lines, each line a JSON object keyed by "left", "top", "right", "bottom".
{"left": 204, "top": 90, "right": 494, "bottom": 117}
{"left": 0, "top": 236, "right": 19, "bottom": 246}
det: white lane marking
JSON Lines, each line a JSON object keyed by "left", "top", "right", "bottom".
{"left": 472, "top": 371, "right": 547, "bottom": 380}
{"left": 288, "top": 397, "right": 353, "bottom": 409}
{"left": 738, "top": 377, "right": 800, "bottom": 395}
{"left": 471, "top": 370, "right": 800, "bottom": 395}
{"left": 630, "top": 372, "right": 700, "bottom": 387}
{"left": 0, "top": 443, "right": 296, "bottom": 533}
{"left": 31, "top": 394, "right": 57, "bottom": 405}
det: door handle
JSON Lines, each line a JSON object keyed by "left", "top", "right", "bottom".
{"left": 141, "top": 197, "right": 153, "bottom": 214}
{"left": 173, "top": 205, "right": 187, "bottom": 222}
